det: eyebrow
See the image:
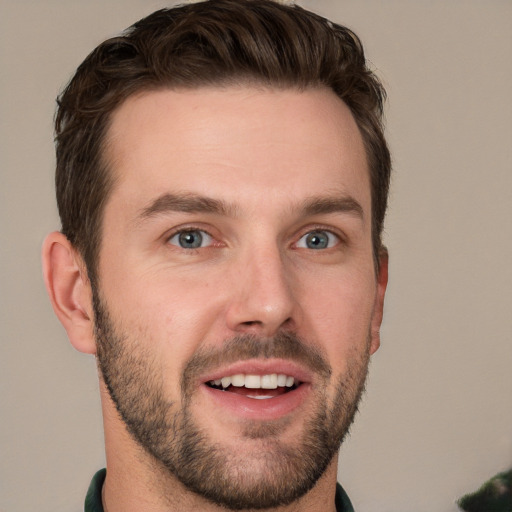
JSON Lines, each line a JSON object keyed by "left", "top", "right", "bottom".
{"left": 300, "top": 195, "right": 364, "bottom": 220}
{"left": 137, "top": 193, "right": 237, "bottom": 222}
{"left": 136, "top": 192, "right": 364, "bottom": 223}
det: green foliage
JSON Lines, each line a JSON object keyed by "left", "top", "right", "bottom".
{"left": 458, "top": 469, "right": 512, "bottom": 512}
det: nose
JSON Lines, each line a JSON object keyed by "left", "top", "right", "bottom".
{"left": 225, "top": 245, "right": 301, "bottom": 337}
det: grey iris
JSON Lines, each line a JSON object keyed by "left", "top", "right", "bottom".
{"left": 306, "top": 231, "right": 329, "bottom": 249}
{"left": 179, "top": 230, "right": 203, "bottom": 248}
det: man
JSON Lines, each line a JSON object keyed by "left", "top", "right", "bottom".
{"left": 42, "top": 1, "right": 390, "bottom": 510}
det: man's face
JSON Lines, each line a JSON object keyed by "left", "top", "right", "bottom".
{"left": 94, "top": 86, "right": 386, "bottom": 509}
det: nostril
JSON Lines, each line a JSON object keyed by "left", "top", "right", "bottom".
{"left": 237, "top": 317, "right": 295, "bottom": 336}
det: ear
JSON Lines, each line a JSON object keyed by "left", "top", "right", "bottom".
{"left": 42, "top": 231, "right": 96, "bottom": 354}
{"left": 369, "top": 247, "right": 389, "bottom": 355}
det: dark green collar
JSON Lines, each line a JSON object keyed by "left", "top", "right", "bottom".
{"left": 84, "top": 468, "right": 106, "bottom": 512}
{"left": 85, "top": 468, "right": 354, "bottom": 512}
{"left": 335, "top": 481, "right": 355, "bottom": 512}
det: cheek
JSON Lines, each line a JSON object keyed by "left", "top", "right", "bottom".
{"left": 99, "top": 265, "right": 226, "bottom": 369}
{"left": 300, "top": 268, "right": 376, "bottom": 360}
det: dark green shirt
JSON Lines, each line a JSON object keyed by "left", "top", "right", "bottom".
{"left": 85, "top": 468, "right": 355, "bottom": 511}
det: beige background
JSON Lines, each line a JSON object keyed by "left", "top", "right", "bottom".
{"left": 1, "top": 1, "right": 511, "bottom": 511}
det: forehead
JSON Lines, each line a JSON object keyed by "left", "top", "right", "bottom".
{"left": 103, "top": 85, "right": 370, "bottom": 219}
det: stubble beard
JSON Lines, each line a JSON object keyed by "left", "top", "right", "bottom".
{"left": 93, "top": 291, "right": 371, "bottom": 510}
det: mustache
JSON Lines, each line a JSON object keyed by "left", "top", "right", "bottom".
{"left": 181, "top": 331, "right": 332, "bottom": 396}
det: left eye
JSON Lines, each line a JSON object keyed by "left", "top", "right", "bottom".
{"left": 168, "top": 229, "right": 213, "bottom": 249}
{"left": 296, "top": 230, "right": 339, "bottom": 250}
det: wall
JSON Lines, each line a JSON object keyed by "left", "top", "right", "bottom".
{"left": 1, "top": 1, "right": 510, "bottom": 511}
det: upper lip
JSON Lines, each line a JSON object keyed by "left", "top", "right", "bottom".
{"left": 199, "top": 358, "right": 313, "bottom": 385}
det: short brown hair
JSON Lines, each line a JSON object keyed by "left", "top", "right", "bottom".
{"left": 55, "top": 0, "right": 391, "bottom": 284}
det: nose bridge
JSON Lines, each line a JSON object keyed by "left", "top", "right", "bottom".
{"left": 226, "top": 238, "right": 299, "bottom": 335}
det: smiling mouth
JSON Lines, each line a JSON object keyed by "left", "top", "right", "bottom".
{"left": 206, "top": 373, "right": 300, "bottom": 399}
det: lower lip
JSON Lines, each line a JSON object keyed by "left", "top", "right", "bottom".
{"left": 201, "top": 384, "right": 311, "bottom": 421}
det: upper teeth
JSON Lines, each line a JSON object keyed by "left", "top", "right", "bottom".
{"left": 210, "top": 374, "right": 295, "bottom": 389}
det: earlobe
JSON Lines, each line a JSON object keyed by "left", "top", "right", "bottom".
{"left": 369, "top": 247, "right": 389, "bottom": 355}
{"left": 42, "top": 232, "right": 97, "bottom": 354}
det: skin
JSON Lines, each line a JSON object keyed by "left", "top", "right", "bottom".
{"left": 43, "top": 86, "right": 388, "bottom": 512}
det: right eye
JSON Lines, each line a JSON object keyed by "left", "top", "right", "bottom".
{"left": 168, "top": 229, "right": 213, "bottom": 249}
{"left": 295, "top": 229, "right": 340, "bottom": 250}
